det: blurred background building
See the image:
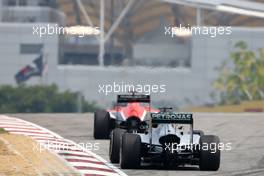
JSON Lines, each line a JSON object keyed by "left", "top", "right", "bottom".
{"left": 0, "top": 0, "right": 263, "bottom": 108}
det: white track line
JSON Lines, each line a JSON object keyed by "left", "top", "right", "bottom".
{"left": 0, "top": 121, "right": 34, "bottom": 126}
{"left": 0, "top": 126, "right": 39, "bottom": 130}
{"left": 57, "top": 150, "right": 94, "bottom": 155}
{"left": 31, "top": 137, "right": 66, "bottom": 140}
{"left": 63, "top": 156, "right": 102, "bottom": 162}
{"left": 40, "top": 141, "right": 75, "bottom": 146}
{"left": 71, "top": 162, "right": 114, "bottom": 170}
{"left": 79, "top": 170, "right": 120, "bottom": 176}
{"left": 9, "top": 132, "right": 54, "bottom": 138}
{"left": 4, "top": 128, "right": 49, "bottom": 133}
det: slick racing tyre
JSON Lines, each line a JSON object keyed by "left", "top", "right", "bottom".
{"left": 199, "top": 135, "right": 220, "bottom": 171}
{"left": 109, "top": 128, "right": 126, "bottom": 163}
{"left": 120, "top": 133, "right": 141, "bottom": 169}
{"left": 93, "top": 110, "right": 114, "bottom": 139}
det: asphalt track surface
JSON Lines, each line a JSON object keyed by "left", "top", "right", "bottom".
{"left": 12, "top": 113, "right": 264, "bottom": 176}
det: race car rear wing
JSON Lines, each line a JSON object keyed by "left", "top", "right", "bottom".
{"left": 151, "top": 112, "right": 193, "bottom": 124}
{"left": 117, "top": 94, "right": 150, "bottom": 103}
{"left": 150, "top": 112, "right": 194, "bottom": 145}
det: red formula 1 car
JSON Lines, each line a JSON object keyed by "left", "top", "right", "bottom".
{"left": 93, "top": 93, "right": 158, "bottom": 140}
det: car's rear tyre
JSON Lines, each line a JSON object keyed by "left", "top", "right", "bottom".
{"left": 194, "top": 130, "right": 205, "bottom": 136}
{"left": 199, "top": 135, "right": 220, "bottom": 171}
{"left": 93, "top": 110, "right": 114, "bottom": 139}
{"left": 120, "top": 133, "right": 141, "bottom": 169}
{"left": 109, "top": 128, "right": 126, "bottom": 163}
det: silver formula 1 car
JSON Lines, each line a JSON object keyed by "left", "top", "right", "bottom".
{"left": 112, "top": 108, "right": 221, "bottom": 170}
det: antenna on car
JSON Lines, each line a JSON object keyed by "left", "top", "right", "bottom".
{"left": 128, "top": 90, "right": 138, "bottom": 95}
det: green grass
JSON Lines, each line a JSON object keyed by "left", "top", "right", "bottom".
{"left": 0, "top": 128, "right": 8, "bottom": 134}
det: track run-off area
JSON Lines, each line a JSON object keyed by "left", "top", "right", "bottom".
{"left": 9, "top": 113, "right": 264, "bottom": 176}
{"left": 0, "top": 115, "right": 126, "bottom": 176}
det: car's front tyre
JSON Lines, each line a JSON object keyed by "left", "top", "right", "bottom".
{"left": 93, "top": 110, "right": 113, "bottom": 139}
